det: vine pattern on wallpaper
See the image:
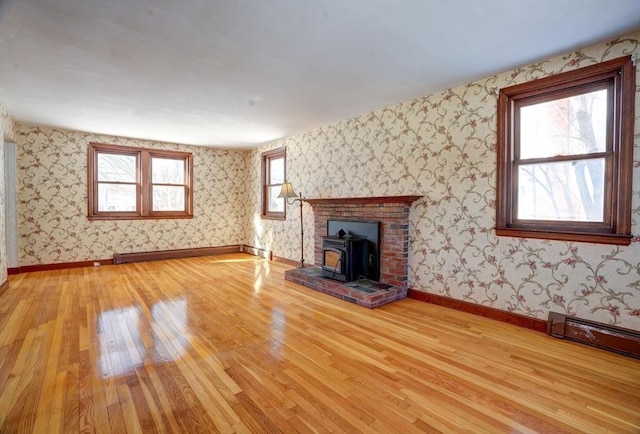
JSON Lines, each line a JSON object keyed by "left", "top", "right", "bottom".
{"left": 406, "top": 38, "right": 640, "bottom": 326}
{"left": 249, "top": 34, "right": 640, "bottom": 329}
{"left": 16, "top": 126, "right": 249, "bottom": 265}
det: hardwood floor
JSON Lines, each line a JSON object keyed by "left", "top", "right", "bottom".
{"left": 1, "top": 253, "right": 638, "bottom": 433}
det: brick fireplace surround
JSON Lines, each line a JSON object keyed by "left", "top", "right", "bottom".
{"left": 284, "top": 196, "right": 421, "bottom": 308}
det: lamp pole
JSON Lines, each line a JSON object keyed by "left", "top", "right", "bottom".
{"left": 296, "top": 192, "right": 305, "bottom": 267}
{"left": 277, "top": 181, "right": 306, "bottom": 268}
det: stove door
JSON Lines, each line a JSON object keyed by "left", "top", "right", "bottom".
{"left": 322, "top": 247, "right": 346, "bottom": 281}
{"left": 323, "top": 248, "right": 342, "bottom": 271}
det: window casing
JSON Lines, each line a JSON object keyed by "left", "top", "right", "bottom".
{"left": 261, "top": 147, "right": 286, "bottom": 220}
{"left": 496, "top": 56, "right": 635, "bottom": 245}
{"left": 88, "top": 142, "right": 193, "bottom": 220}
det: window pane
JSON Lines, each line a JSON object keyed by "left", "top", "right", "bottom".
{"left": 98, "top": 153, "right": 136, "bottom": 182}
{"left": 517, "top": 159, "right": 604, "bottom": 221}
{"left": 519, "top": 89, "right": 607, "bottom": 159}
{"left": 152, "top": 157, "right": 185, "bottom": 184}
{"left": 98, "top": 183, "right": 137, "bottom": 211}
{"left": 267, "top": 186, "right": 284, "bottom": 212}
{"left": 269, "top": 157, "right": 285, "bottom": 184}
{"left": 153, "top": 186, "right": 185, "bottom": 211}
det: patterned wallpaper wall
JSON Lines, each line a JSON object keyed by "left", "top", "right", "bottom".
{"left": 248, "top": 32, "right": 640, "bottom": 330}
{"left": 15, "top": 125, "right": 248, "bottom": 265}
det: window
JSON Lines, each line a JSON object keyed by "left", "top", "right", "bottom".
{"left": 496, "top": 56, "right": 635, "bottom": 245}
{"left": 88, "top": 142, "right": 193, "bottom": 220}
{"left": 261, "top": 147, "right": 286, "bottom": 219}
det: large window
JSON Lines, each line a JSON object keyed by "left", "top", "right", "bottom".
{"left": 88, "top": 142, "right": 193, "bottom": 220}
{"left": 496, "top": 56, "right": 635, "bottom": 245}
{"left": 261, "top": 147, "right": 286, "bottom": 219}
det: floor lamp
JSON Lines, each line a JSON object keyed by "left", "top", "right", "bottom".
{"left": 278, "top": 181, "right": 305, "bottom": 267}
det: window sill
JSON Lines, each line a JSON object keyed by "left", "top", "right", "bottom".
{"left": 88, "top": 214, "right": 193, "bottom": 221}
{"left": 261, "top": 214, "right": 286, "bottom": 221}
{"left": 495, "top": 228, "right": 632, "bottom": 245}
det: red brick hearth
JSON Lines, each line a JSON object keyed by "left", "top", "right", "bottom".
{"left": 285, "top": 267, "right": 406, "bottom": 309}
{"left": 284, "top": 196, "right": 421, "bottom": 308}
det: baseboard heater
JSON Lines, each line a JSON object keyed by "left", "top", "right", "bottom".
{"left": 241, "top": 245, "right": 273, "bottom": 260}
{"left": 547, "top": 312, "right": 640, "bottom": 359}
{"left": 113, "top": 244, "right": 271, "bottom": 265}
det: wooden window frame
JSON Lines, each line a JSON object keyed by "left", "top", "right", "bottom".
{"left": 261, "top": 147, "right": 286, "bottom": 220}
{"left": 496, "top": 56, "right": 635, "bottom": 245}
{"left": 88, "top": 142, "right": 193, "bottom": 220}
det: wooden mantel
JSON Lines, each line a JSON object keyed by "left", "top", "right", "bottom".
{"left": 304, "top": 195, "right": 422, "bottom": 206}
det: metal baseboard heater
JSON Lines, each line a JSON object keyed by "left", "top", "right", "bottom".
{"left": 547, "top": 312, "right": 640, "bottom": 359}
{"left": 113, "top": 244, "right": 271, "bottom": 264}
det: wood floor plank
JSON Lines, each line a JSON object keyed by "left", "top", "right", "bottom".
{"left": 1, "top": 253, "right": 638, "bottom": 433}
{"left": 134, "top": 362, "right": 183, "bottom": 433}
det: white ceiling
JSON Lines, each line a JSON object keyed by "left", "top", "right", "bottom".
{"left": 1, "top": 0, "right": 639, "bottom": 148}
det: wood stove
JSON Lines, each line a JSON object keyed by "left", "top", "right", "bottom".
{"left": 321, "top": 235, "right": 368, "bottom": 282}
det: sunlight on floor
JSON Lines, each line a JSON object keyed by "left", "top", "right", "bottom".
{"left": 98, "top": 298, "right": 190, "bottom": 378}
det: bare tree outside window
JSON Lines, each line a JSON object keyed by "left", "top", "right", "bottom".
{"left": 517, "top": 90, "right": 606, "bottom": 222}
{"left": 97, "top": 153, "right": 137, "bottom": 211}
{"left": 152, "top": 157, "right": 186, "bottom": 212}
{"left": 88, "top": 143, "right": 193, "bottom": 220}
{"left": 496, "top": 56, "right": 634, "bottom": 245}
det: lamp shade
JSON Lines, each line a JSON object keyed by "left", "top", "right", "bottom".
{"left": 277, "top": 181, "right": 298, "bottom": 199}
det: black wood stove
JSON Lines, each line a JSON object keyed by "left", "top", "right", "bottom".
{"left": 321, "top": 234, "right": 368, "bottom": 282}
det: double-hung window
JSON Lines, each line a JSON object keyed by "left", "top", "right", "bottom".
{"left": 261, "top": 147, "right": 286, "bottom": 219}
{"left": 88, "top": 142, "right": 193, "bottom": 220}
{"left": 496, "top": 56, "right": 635, "bottom": 245}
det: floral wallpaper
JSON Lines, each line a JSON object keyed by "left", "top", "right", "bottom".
{"left": 15, "top": 125, "right": 249, "bottom": 265}
{"left": 248, "top": 31, "right": 640, "bottom": 330}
